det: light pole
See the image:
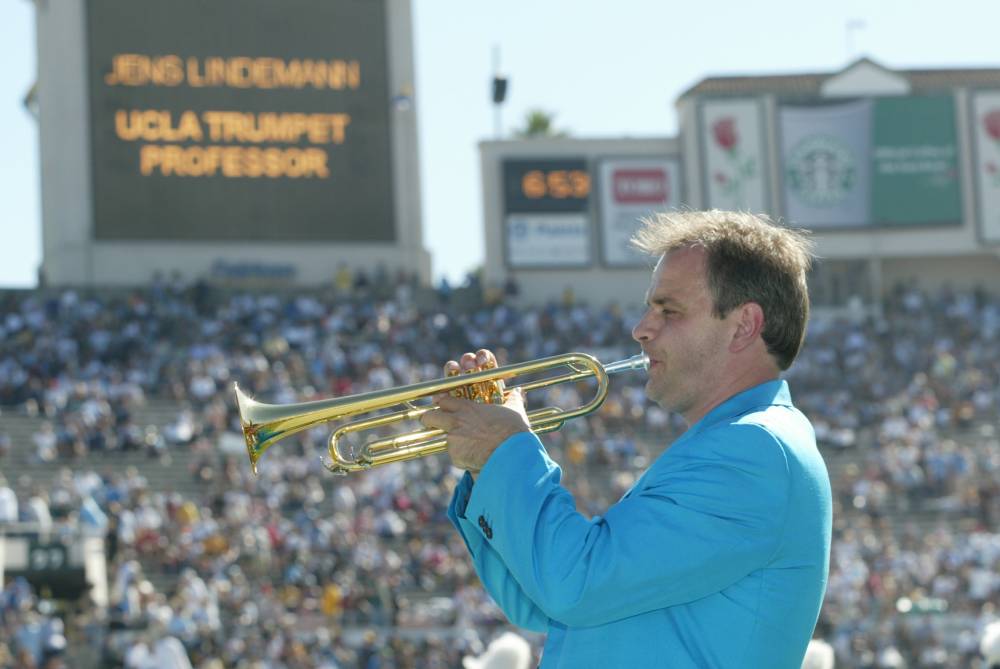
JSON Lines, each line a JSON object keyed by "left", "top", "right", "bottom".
{"left": 492, "top": 44, "right": 508, "bottom": 139}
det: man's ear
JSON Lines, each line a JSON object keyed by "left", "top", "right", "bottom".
{"left": 730, "top": 302, "right": 765, "bottom": 354}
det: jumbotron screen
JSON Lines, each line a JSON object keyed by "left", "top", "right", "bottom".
{"left": 86, "top": 0, "right": 395, "bottom": 241}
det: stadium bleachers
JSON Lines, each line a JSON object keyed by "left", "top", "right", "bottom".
{"left": 1, "top": 278, "right": 999, "bottom": 667}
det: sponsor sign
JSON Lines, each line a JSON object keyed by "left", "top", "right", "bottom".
{"left": 780, "top": 95, "right": 961, "bottom": 228}
{"left": 781, "top": 99, "right": 872, "bottom": 227}
{"left": 871, "top": 95, "right": 961, "bottom": 226}
{"left": 505, "top": 214, "right": 591, "bottom": 267}
{"left": 598, "top": 158, "right": 682, "bottom": 266}
{"left": 700, "top": 99, "right": 769, "bottom": 213}
{"left": 973, "top": 91, "right": 1000, "bottom": 243}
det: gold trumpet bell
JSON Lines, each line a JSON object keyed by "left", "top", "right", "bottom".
{"left": 235, "top": 382, "right": 369, "bottom": 476}
{"left": 234, "top": 352, "right": 648, "bottom": 476}
{"left": 234, "top": 386, "right": 261, "bottom": 475}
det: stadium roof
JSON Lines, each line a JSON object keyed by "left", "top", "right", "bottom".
{"left": 678, "top": 57, "right": 1000, "bottom": 100}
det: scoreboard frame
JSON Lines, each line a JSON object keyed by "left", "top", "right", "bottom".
{"left": 35, "top": 0, "right": 429, "bottom": 286}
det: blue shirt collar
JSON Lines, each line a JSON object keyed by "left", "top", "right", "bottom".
{"left": 686, "top": 378, "right": 792, "bottom": 437}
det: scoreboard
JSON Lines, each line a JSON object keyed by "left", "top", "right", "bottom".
{"left": 86, "top": 0, "right": 395, "bottom": 242}
{"left": 504, "top": 160, "right": 592, "bottom": 212}
{"left": 496, "top": 153, "right": 684, "bottom": 270}
{"left": 503, "top": 159, "right": 593, "bottom": 267}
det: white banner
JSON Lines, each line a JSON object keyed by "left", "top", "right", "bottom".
{"left": 780, "top": 100, "right": 873, "bottom": 228}
{"left": 701, "top": 99, "right": 769, "bottom": 213}
{"left": 973, "top": 91, "right": 1000, "bottom": 243}
{"left": 505, "top": 214, "right": 591, "bottom": 267}
{"left": 598, "top": 158, "right": 682, "bottom": 266}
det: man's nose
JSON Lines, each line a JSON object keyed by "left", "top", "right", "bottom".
{"left": 632, "top": 313, "right": 652, "bottom": 343}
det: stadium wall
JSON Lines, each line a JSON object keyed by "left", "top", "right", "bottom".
{"left": 673, "top": 62, "right": 1000, "bottom": 304}
{"left": 880, "top": 254, "right": 1000, "bottom": 292}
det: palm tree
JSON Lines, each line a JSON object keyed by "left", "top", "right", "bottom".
{"left": 513, "top": 109, "right": 568, "bottom": 138}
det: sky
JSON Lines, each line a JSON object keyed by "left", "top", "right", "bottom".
{"left": 2, "top": 0, "right": 999, "bottom": 288}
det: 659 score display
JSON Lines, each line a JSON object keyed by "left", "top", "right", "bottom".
{"left": 521, "top": 168, "right": 590, "bottom": 200}
{"left": 503, "top": 159, "right": 591, "bottom": 213}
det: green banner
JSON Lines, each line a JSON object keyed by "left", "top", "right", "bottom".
{"left": 871, "top": 95, "right": 961, "bottom": 225}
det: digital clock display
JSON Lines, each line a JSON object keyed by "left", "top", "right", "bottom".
{"left": 503, "top": 159, "right": 591, "bottom": 213}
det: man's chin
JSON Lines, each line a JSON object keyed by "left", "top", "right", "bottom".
{"left": 644, "top": 381, "right": 668, "bottom": 408}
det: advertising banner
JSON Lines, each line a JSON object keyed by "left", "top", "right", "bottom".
{"left": 700, "top": 99, "right": 769, "bottom": 213}
{"left": 780, "top": 95, "right": 961, "bottom": 229}
{"left": 598, "top": 158, "right": 682, "bottom": 266}
{"left": 973, "top": 90, "right": 1000, "bottom": 243}
{"left": 871, "top": 95, "right": 961, "bottom": 226}
{"left": 505, "top": 214, "right": 590, "bottom": 268}
{"left": 780, "top": 100, "right": 872, "bottom": 228}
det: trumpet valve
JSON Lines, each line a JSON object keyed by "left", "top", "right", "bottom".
{"left": 453, "top": 359, "right": 506, "bottom": 404}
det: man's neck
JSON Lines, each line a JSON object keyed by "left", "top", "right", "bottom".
{"left": 681, "top": 366, "right": 779, "bottom": 427}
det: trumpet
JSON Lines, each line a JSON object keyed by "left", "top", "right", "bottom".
{"left": 234, "top": 352, "right": 649, "bottom": 475}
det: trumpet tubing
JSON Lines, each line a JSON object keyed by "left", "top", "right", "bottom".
{"left": 234, "top": 352, "right": 648, "bottom": 475}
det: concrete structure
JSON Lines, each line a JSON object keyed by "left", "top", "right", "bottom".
{"left": 480, "top": 137, "right": 678, "bottom": 307}
{"left": 482, "top": 60, "right": 1000, "bottom": 307}
{"left": 677, "top": 58, "right": 1000, "bottom": 306}
{"left": 33, "top": 0, "right": 428, "bottom": 287}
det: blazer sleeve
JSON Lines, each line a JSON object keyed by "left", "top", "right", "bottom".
{"left": 448, "top": 471, "right": 550, "bottom": 632}
{"left": 464, "top": 427, "right": 791, "bottom": 628}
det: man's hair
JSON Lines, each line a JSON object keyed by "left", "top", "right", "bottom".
{"left": 631, "top": 210, "right": 814, "bottom": 371}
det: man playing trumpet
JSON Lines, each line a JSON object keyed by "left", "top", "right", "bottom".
{"left": 422, "top": 210, "right": 832, "bottom": 668}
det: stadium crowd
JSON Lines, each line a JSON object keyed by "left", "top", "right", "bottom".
{"left": 1, "top": 270, "right": 999, "bottom": 668}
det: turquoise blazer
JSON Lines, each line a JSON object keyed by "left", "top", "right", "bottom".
{"left": 448, "top": 380, "right": 832, "bottom": 668}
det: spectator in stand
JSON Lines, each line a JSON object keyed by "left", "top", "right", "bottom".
{"left": 33, "top": 421, "right": 57, "bottom": 463}
{"left": 22, "top": 486, "right": 53, "bottom": 532}
{"left": 801, "top": 639, "right": 835, "bottom": 669}
{"left": 983, "top": 620, "right": 1000, "bottom": 668}
{"left": 462, "top": 631, "right": 533, "bottom": 669}
{"left": 0, "top": 474, "right": 17, "bottom": 524}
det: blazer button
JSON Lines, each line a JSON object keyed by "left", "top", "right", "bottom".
{"left": 478, "top": 515, "right": 487, "bottom": 529}
{"left": 484, "top": 526, "right": 493, "bottom": 540}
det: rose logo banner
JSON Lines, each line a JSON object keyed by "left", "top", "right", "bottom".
{"left": 973, "top": 91, "right": 1000, "bottom": 243}
{"left": 700, "top": 99, "right": 769, "bottom": 213}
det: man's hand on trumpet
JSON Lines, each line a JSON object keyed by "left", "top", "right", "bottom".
{"left": 420, "top": 348, "right": 530, "bottom": 477}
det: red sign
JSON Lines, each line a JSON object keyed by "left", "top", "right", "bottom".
{"left": 613, "top": 169, "right": 668, "bottom": 204}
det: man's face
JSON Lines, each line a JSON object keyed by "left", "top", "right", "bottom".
{"left": 632, "top": 247, "right": 734, "bottom": 418}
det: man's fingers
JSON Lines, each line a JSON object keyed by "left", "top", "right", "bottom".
{"left": 505, "top": 386, "right": 525, "bottom": 406}
{"left": 420, "top": 407, "right": 456, "bottom": 431}
{"left": 460, "top": 352, "right": 477, "bottom": 371}
{"left": 445, "top": 351, "right": 503, "bottom": 402}
{"left": 503, "top": 387, "right": 527, "bottom": 419}
{"left": 435, "top": 395, "right": 468, "bottom": 411}
{"left": 474, "top": 349, "right": 507, "bottom": 394}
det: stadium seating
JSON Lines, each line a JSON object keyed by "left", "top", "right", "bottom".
{"left": 1, "top": 278, "right": 998, "bottom": 667}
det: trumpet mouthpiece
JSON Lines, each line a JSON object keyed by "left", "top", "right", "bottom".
{"left": 604, "top": 353, "right": 649, "bottom": 375}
